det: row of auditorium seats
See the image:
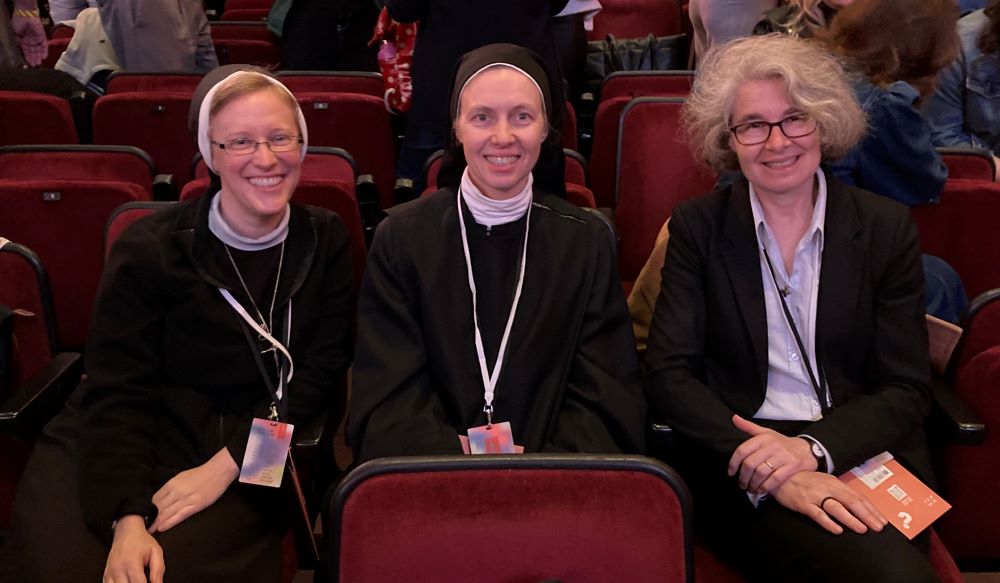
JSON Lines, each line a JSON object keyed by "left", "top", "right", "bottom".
{"left": 2, "top": 127, "right": 998, "bottom": 347}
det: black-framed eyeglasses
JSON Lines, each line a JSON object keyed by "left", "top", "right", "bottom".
{"left": 729, "top": 114, "right": 817, "bottom": 146}
{"left": 213, "top": 135, "right": 303, "bottom": 156}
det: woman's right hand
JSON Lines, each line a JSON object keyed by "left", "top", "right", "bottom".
{"left": 771, "top": 471, "right": 888, "bottom": 535}
{"left": 103, "top": 515, "right": 165, "bottom": 583}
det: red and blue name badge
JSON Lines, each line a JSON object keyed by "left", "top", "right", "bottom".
{"left": 466, "top": 421, "right": 517, "bottom": 454}
{"left": 239, "top": 418, "right": 295, "bottom": 487}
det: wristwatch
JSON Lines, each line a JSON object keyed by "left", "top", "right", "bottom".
{"left": 808, "top": 439, "right": 828, "bottom": 473}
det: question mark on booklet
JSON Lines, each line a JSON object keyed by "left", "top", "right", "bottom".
{"left": 898, "top": 512, "right": 913, "bottom": 529}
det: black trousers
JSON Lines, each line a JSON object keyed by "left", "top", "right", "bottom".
{"left": 680, "top": 458, "right": 939, "bottom": 583}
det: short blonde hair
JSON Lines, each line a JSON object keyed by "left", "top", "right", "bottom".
{"left": 683, "top": 34, "right": 866, "bottom": 173}
{"left": 209, "top": 73, "right": 299, "bottom": 126}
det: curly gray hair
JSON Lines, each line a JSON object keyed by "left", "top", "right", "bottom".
{"left": 683, "top": 34, "right": 866, "bottom": 173}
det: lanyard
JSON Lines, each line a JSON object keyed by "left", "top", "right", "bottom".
{"left": 761, "top": 248, "right": 832, "bottom": 415}
{"left": 457, "top": 188, "right": 531, "bottom": 426}
{"left": 220, "top": 288, "right": 294, "bottom": 405}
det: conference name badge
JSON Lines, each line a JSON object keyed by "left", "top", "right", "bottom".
{"left": 239, "top": 418, "right": 295, "bottom": 487}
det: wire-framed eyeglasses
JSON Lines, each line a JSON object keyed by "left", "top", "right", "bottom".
{"left": 213, "top": 135, "right": 303, "bottom": 156}
{"left": 729, "top": 114, "right": 817, "bottom": 146}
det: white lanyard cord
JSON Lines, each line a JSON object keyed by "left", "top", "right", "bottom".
{"left": 219, "top": 288, "right": 294, "bottom": 400}
{"left": 457, "top": 188, "right": 531, "bottom": 425}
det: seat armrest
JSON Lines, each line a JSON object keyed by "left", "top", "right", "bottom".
{"left": 293, "top": 411, "right": 328, "bottom": 451}
{"left": 0, "top": 352, "right": 82, "bottom": 432}
{"left": 152, "top": 174, "right": 176, "bottom": 201}
{"left": 928, "top": 377, "right": 986, "bottom": 446}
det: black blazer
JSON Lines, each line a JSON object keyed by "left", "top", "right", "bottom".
{"left": 644, "top": 178, "right": 934, "bottom": 482}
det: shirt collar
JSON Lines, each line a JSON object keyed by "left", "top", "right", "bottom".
{"left": 749, "top": 167, "right": 828, "bottom": 252}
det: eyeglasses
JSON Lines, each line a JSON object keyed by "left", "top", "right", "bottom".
{"left": 729, "top": 114, "right": 817, "bottom": 146}
{"left": 213, "top": 135, "right": 303, "bottom": 156}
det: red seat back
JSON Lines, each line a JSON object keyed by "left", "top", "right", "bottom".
{"left": 296, "top": 92, "right": 396, "bottom": 209}
{"left": 0, "top": 145, "right": 156, "bottom": 199}
{"left": 938, "top": 345, "right": 1000, "bottom": 561}
{"left": 590, "top": 96, "right": 631, "bottom": 208}
{"left": 0, "top": 91, "right": 77, "bottom": 146}
{"left": 563, "top": 100, "right": 578, "bottom": 151}
{"left": 950, "top": 288, "right": 1000, "bottom": 373}
{"left": 93, "top": 92, "right": 196, "bottom": 184}
{"left": 601, "top": 70, "right": 695, "bottom": 101}
{"left": 213, "top": 38, "right": 282, "bottom": 69}
{"left": 39, "top": 38, "right": 70, "bottom": 70}
{"left": 936, "top": 147, "right": 997, "bottom": 182}
{"left": 220, "top": 8, "right": 270, "bottom": 20}
{"left": 210, "top": 21, "right": 280, "bottom": 41}
{"left": 0, "top": 180, "right": 150, "bottom": 348}
{"left": 615, "top": 97, "right": 716, "bottom": 282}
{"left": 564, "top": 149, "right": 588, "bottom": 187}
{"left": 0, "top": 242, "right": 55, "bottom": 386}
{"left": 277, "top": 72, "right": 385, "bottom": 98}
{"left": 911, "top": 179, "right": 1000, "bottom": 299}
{"left": 588, "top": 0, "right": 683, "bottom": 40}
{"left": 104, "top": 202, "right": 177, "bottom": 259}
{"left": 333, "top": 455, "right": 692, "bottom": 583}
{"left": 105, "top": 73, "right": 203, "bottom": 95}
{"left": 224, "top": 0, "right": 275, "bottom": 10}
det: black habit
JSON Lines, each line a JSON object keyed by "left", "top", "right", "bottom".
{"left": 349, "top": 188, "right": 646, "bottom": 462}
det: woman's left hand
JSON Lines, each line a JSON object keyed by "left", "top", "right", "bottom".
{"left": 728, "top": 415, "right": 817, "bottom": 494}
{"left": 149, "top": 448, "right": 239, "bottom": 533}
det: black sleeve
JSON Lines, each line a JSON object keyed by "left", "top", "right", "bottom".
{"left": 348, "top": 217, "right": 463, "bottom": 462}
{"left": 799, "top": 210, "right": 932, "bottom": 471}
{"left": 79, "top": 230, "right": 164, "bottom": 543}
{"left": 547, "top": 221, "right": 646, "bottom": 454}
{"left": 644, "top": 204, "right": 749, "bottom": 464}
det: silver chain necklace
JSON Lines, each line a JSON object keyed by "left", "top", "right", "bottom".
{"left": 223, "top": 241, "right": 285, "bottom": 342}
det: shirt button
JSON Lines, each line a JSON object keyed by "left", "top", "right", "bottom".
{"left": 790, "top": 352, "right": 799, "bottom": 361}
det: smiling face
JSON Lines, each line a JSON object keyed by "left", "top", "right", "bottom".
{"left": 210, "top": 87, "right": 302, "bottom": 237}
{"left": 454, "top": 66, "right": 547, "bottom": 200}
{"left": 729, "top": 79, "right": 821, "bottom": 202}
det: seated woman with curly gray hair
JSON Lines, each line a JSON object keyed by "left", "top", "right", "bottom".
{"left": 645, "top": 34, "right": 939, "bottom": 582}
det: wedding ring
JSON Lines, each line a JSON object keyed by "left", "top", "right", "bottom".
{"left": 764, "top": 460, "right": 775, "bottom": 471}
{"left": 820, "top": 496, "right": 835, "bottom": 512}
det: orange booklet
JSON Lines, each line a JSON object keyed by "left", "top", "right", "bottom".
{"left": 839, "top": 452, "right": 951, "bottom": 539}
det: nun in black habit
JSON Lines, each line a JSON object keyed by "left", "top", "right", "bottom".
{"left": 349, "top": 44, "right": 646, "bottom": 462}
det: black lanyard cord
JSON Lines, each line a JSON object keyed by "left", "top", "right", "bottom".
{"left": 761, "top": 248, "right": 832, "bottom": 415}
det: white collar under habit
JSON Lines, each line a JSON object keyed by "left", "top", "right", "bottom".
{"left": 459, "top": 168, "right": 533, "bottom": 228}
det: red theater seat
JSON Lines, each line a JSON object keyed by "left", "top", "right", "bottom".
{"left": 938, "top": 340, "right": 1000, "bottom": 563}
{"left": 295, "top": 92, "right": 396, "bottom": 209}
{"left": 0, "top": 145, "right": 157, "bottom": 200}
{"left": 588, "top": 0, "right": 683, "bottom": 40}
{"left": 0, "top": 180, "right": 150, "bottom": 349}
{"left": 0, "top": 242, "right": 82, "bottom": 529}
{"left": 331, "top": 455, "right": 693, "bottom": 583}
{"left": 911, "top": 179, "right": 1000, "bottom": 299}
{"left": 93, "top": 92, "right": 195, "bottom": 185}
{"left": 104, "top": 72, "right": 203, "bottom": 95}
{"left": 615, "top": 97, "right": 716, "bottom": 283}
{"left": 276, "top": 71, "right": 385, "bottom": 98}
{"left": 937, "top": 147, "right": 997, "bottom": 182}
{"left": 0, "top": 91, "right": 77, "bottom": 145}
{"left": 601, "top": 70, "right": 695, "bottom": 101}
